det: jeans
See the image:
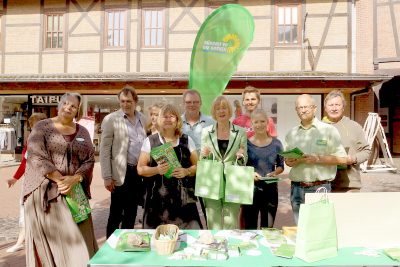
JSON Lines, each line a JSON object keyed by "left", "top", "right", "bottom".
{"left": 290, "top": 181, "right": 331, "bottom": 224}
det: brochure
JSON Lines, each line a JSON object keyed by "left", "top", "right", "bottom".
{"left": 383, "top": 248, "right": 400, "bottom": 261}
{"left": 273, "top": 244, "right": 295, "bottom": 258}
{"left": 116, "top": 232, "right": 151, "bottom": 252}
{"left": 278, "top": 147, "right": 304, "bottom": 159}
{"left": 259, "top": 176, "right": 281, "bottom": 184}
{"left": 150, "top": 142, "right": 182, "bottom": 178}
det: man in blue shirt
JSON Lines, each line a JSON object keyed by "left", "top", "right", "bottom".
{"left": 181, "top": 89, "right": 214, "bottom": 228}
{"left": 181, "top": 89, "right": 214, "bottom": 154}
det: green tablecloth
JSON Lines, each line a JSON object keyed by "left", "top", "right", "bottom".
{"left": 88, "top": 230, "right": 398, "bottom": 267}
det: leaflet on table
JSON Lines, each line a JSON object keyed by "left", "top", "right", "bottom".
{"left": 383, "top": 248, "right": 400, "bottom": 261}
{"left": 116, "top": 232, "right": 151, "bottom": 252}
{"left": 273, "top": 243, "right": 295, "bottom": 259}
{"left": 150, "top": 142, "right": 182, "bottom": 178}
{"left": 278, "top": 147, "right": 304, "bottom": 159}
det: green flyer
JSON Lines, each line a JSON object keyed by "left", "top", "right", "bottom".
{"left": 150, "top": 142, "right": 182, "bottom": 178}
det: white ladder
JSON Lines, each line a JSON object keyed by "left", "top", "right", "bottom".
{"left": 360, "top": 112, "right": 397, "bottom": 173}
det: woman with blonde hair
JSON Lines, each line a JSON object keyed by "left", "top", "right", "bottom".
{"left": 200, "top": 96, "right": 247, "bottom": 229}
{"left": 23, "top": 92, "right": 97, "bottom": 266}
{"left": 242, "top": 109, "right": 284, "bottom": 229}
{"left": 138, "top": 104, "right": 201, "bottom": 229}
{"left": 146, "top": 102, "right": 165, "bottom": 135}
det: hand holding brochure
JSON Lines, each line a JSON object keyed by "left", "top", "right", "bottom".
{"left": 259, "top": 176, "right": 281, "bottom": 184}
{"left": 278, "top": 147, "right": 304, "bottom": 159}
{"left": 150, "top": 142, "right": 181, "bottom": 178}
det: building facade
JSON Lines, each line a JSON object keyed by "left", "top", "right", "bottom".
{"left": 0, "top": 0, "right": 397, "bottom": 154}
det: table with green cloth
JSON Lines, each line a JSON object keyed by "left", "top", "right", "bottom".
{"left": 88, "top": 229, "right": 398, "bottom": 267}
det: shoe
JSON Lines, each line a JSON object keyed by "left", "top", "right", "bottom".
{"left": 6, "top": 244, "right": 24, "bottom": 253}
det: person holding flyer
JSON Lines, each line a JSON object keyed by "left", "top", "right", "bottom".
{"left": 138, "top": 104, "right": 201, "bottom": 229}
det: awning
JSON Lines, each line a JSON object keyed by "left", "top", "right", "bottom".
{"left": 0, "top": 71, "right": 391, "bottom": 95}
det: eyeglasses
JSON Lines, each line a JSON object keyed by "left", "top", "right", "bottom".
{"left": 296, "top": 105, "right": 315, "bottom": 111}
{"left": 184, "top": 101, "right": 200, "bottom": 105}
{"left": 161, "top": 115, "right": 177, "bottom": 120}
{"left": 326, "top": 103, "right": 343, "bottom": 108}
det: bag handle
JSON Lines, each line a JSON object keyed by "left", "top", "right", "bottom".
{"left": 315, "top": 186, "right": 328, "bottom": 203}
{"left": 206, "top": 152, "right": 216, "bottom": 162}
{"left": 234, "top": 153, "right": 245, "bottom": 166}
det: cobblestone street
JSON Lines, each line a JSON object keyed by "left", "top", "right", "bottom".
{"left": 0, "top": 157, "right": 399, "bottom": 267}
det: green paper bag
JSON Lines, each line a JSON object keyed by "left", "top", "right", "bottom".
{"left": 295, "top": 188, "right": 338, "bottom": 262}
{"left": 65, "top": 183, "right": 91, "bottom": 223}
{"left": 224, "top": 163, "right": 254, "bottom": 204}
{"left": 195, "top": 157, "right": 224, "bottom": 200}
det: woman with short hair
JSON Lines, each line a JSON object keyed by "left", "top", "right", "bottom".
{"left": 200, "top": 96, "right": 248, "bottom": 229}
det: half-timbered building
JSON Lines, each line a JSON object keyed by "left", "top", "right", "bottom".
{"left": 0, "top": 0, "right": 398, "bottom": 154}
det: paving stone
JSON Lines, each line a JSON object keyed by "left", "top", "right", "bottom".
{"left": 0, "top": 158, "right": 399, "bottom": 266}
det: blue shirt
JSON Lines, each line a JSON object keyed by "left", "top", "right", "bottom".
{"left": 181, "top": 113, "right": 214, "bottom": 153}
{"left": 247, "top": 138, "right": 284, "bottom": 177}
{"left": 124, "top": 111, "right": 146, "bottom": 165}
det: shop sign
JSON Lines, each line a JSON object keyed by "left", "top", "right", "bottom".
{"left": 30, "top": 95, "right": 61, "bottom": 105}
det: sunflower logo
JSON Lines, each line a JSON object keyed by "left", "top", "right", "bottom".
{"left": 223, "top": 34, "right": 240, "bottom": 53}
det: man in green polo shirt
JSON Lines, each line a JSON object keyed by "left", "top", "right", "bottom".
{"left": 284, "top": 94, "right": 347, "bottom": 223}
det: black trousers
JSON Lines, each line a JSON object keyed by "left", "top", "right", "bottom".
{"left": 106, "top": 165, "right": 142, "bottom": 238}
{"left": 242, "top": 183, "right": 278, "bottom": 229}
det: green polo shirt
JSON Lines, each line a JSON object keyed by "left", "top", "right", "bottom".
{"left": 284, "top": 118, "right": 346, "bottom": 182}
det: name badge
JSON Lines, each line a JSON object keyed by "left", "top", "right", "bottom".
{"left": 316, "top": 139, "right": 327, "bottom": 146}
{"left": 76, "top": 138, "right": 85, "bottom": 142}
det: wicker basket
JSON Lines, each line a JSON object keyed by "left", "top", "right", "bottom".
{"left": 153, "top": 224, "right": 179, "bottom": 255}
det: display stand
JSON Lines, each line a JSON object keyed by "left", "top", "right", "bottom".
{"left": 360, "top": 112, "right": 397, "bottom": 173}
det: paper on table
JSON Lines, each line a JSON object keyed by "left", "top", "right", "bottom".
{"left": 273, "top": 244, "right": 295, "bottom": 258}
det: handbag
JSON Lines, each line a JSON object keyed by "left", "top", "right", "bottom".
{"left": 295, "top": 187, "right": 338, "bottom": 262}
{"left": 224, "top": 159, "right": 254, "bottom": 204}
{"left": 195, "top": 154, "right": 224, "bottom": 200}
{"left": 65, "top": 183, "right": 92, "bottom": 223}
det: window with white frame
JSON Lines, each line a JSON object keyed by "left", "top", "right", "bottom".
{"left": 45, "top": 13, "right": 64, "bottom": 49}
{"left": 105, "top": 10, "right": 126, "bottom": 48}
{"left": 277, "top": 5, "right": 300, "bottom": 44}
{"left": 142, "top": 8, "right": 164, "bottom": 48}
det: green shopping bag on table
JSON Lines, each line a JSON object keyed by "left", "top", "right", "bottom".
{"left": 224, "top": 160, "right": 254, "bottom": 204}
{"left": 65, "top": 183, "right": 92, "bottom": 223}
{"left": 295, "top": 187, "right": 338, "bottom": 262}
{"left": 195, "top": 154, "right": 224, "bottom": 200}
